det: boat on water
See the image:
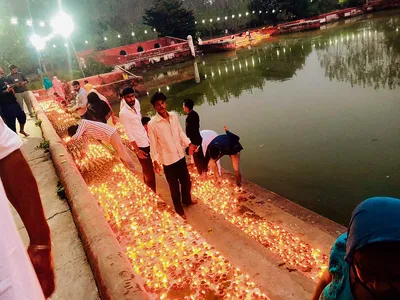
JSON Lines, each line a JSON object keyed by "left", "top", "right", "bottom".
{"left": 199, "top": 40, "right": 237, "bottom": 53}
{"left": 275, "top": 20, "right": 321, "bottom": 35}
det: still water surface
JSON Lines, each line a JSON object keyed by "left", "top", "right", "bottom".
{"left": 122, "top": 10, "right": 400, "bottom": 225}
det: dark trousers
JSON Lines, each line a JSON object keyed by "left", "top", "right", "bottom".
{"left": 193, "top": 145, "right": 207, "bottom": 175}
{"left": 138, "top": 147, "right": 156, "bottom": 192}
{"left": 1, "top": 103, "right": 26, "bottom": 133}
{"left": 163, "top": 158, "right": 192, "bottom": 216}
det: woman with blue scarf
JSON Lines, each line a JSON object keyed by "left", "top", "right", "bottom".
{"left": 312, "top": 197, "right": 400, "bottom": 300}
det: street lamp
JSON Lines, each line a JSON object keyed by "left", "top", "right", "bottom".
{"left": 30, "top": 34, "right": 46, "bottom": 50}
{"left": 11, "top": 17, "right": 18, "bottom": 24}
{"left": 26, "top": 20, "right": 33, "bottom": 27}
{"left": 51, "top": 12, "right": 74, "bottom": 38}
{"left": 39, "top": 21, "right": 45, "bottom": 27}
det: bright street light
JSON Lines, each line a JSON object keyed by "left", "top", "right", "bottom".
{"left": 246, "top": 12, "right": 249, "bottom": 16}
{"left": 104, "top": 37, "right": 107, "bottom": 41}
{"left": 131, "top": 32, "right": 135, "bottom": 36}
{"left": 144, "top": 30, "right": 148, "bottom": 34}
{"left": 51, "top": 12, "right": 74, "bottom": 38}
{"left": 232, "top": 15, "right": 235, "bottom": 18}
{"left": 202, "top": 19, "right": 205, "bottom": 23}
{"left": 210, "top": 19, "right": 213, "bottom": 22}
{"left": 53, "top": 44, "right": 57, "bottom": 48}
{"left": 217, "top": 17, "right": 220, "bottom": 21}
{"left": 64, "top": 43, "right": 68, "bottom": 47}
{"left": 225, "top": 16, "right": 228, "bottom": 20}
{"left": 239, "top": 14, "right": 242, "bottom": 18}
{"left": 39, "top": 21, "right": 45, "bottom": 27}
{"left": 11, "top": 17, "right": 18, "bottom": 24}
{"left": 29, "top": 34, "right": 46, "bottom": 51}
{"left": 85, "top": 40, "right": 88, "bottom": 44}
{"left": 117, "top": 34, "right": 121, "bottom": 38}
{"left": 26, "top": 20, "right": 33, "bottom": 27}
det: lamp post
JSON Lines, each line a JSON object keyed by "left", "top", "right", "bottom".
{"left": 50, "top": 11, "right": 85, "bottom": 78}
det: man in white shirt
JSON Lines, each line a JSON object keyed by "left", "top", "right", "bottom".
{"left": 119, "top": 87, "right": 156, "bottom": 192}
{"left": 0, "top": 118, "right": 54, "bottom": 299}
{"left": 148, "top": 92, "right": 197, "bottom": 218}
{"left": 67, "top": 119, "right": 136, "bottom": 173}
{"left": 71, "top": 81, "right": 88, "bottom": 116}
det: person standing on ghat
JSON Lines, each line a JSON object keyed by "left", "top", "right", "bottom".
{"left": 71, "top": 81, "right": 88, "bottom": 116}
{"left": 205, "top": 126, "right": 243, "bottom": 187}
{"left": 148, "top": 92, "right": 197, "bottom": 219}
{"left": 67, "top": 119, "right": 136, "bottom": 173}
{"left": 0, "top": 67, "right": 29, "bottom": 137}
{"left": 183, "top": 99, "right": 207, "bottom": 176}
{"left": 119, "top": 87, "right": 156, "bottom": 192}
{"left": 0, "top": 117, "right": 55, "bottom": 299}
{"left": 7, "top": 65, "right": 35, "bottom": 118}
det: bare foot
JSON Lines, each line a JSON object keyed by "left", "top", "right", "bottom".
{"left": 190, "top": 199, "right": 198, "bottom": 205}
{"left": 20, "top": 130, "right": 29, "bottom": 137}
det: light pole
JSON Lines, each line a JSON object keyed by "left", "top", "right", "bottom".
{"left": 50, "top": 12, "right": 85, "bottom": 78}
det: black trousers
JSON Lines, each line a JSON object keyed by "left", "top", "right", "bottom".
{"left": 1, "top": 103, "right": 26, "bottom": 133}
{"left": 138, "top": 147, "right": 156, "bottom": 192}
{"left": 163, "top": 158, "right": 192, "bottom": 216}
{"left": 193, "top": 145, "right": 207, "bottom": 175}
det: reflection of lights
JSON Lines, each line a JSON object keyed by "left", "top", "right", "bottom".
{"left": 158, "top": 88, "right": 161, "bottom": 92}
{"left": 144, "top": 30, "right": 148, "bottom": 34}
{"left": 225, "top": 66, "right": 228, "bottom": 73}
{"left": 217, "top": 17, "right": 220, "bottom": 21}
{"left": 205, "top": 74, "right": 208, "bottom": 79}
{"left": 30, "top": 34, "right": 46, "bottom": 51}
{"left": 246, "top": 12, "right": 249, "bottom": 16}
{"left": 11, "top": 17, "right": 18, "bottom": 24}
{"left": 26, "top": 20, "right": 33, "bottom": 26}
{"left": 218, "top": 69, "right": 221, "bottom": 75}
{"left": 272, "top": 9, "right": 276, "bottom": 13}
{"left": 51, "top": 12, "right": 74, "bottom": 37}
{"left": 239, "top": 62, "right": 242, "bottom": 69}
{"left": 211, "top": 72, "right": 215, "bottom": 77}
{"left": 397, "top": 28, "right": 399, "bottom": 32}
{"left": 239, "top": 14, "right": 242, "bottom": 18}
{"left": 259, "top": 10, "right": 262, "bottom": 14}
{"left": 252, "top": 58, "right": 255, "bottom": 66}
{"left": 245, "top": 60, "right": 248, "bottom": 67}
{"left": 283, "top": 47, "right": 286, "bottom": 53}
{"left": 252, "top": 11, "right": 255, "bottom": 14}
{"left": 153, "top": 28, "right": 156, "bottom": 32}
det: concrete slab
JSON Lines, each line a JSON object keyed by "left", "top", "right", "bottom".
{"left": 11, "top": 118, "right": 99, "bottom": 300}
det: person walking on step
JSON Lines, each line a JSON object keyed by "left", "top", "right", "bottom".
{"left": 183, "top": 99, "right": 207, "bottom": 176}
{"left": 205, "top": 126, "right": 243, "bottom": 187}
{"left": 7, "top": 65, "right": 34, "bottom": 118}
{"left": 119, "top": 87, "right": 156, "bottom": 192}
{"left": 148, "top": 92, "right": 197, "bottom": 219}
{"left": 0, "top": 67, "right": 29, "bottom": 136}
{"left": 67, "top": 119, "right": 136, "bottom": 173}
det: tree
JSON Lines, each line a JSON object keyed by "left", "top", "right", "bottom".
{"left": 248, "top": 0, "right": 310, "bottom": 26}
{"left": 143, "top": 0, "right": 196, "bottom": 39}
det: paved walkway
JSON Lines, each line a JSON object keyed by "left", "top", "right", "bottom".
{"left": 11, "top": 117, "right": 99, "bottom": 300}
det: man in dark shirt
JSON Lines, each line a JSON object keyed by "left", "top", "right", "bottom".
{"left": 0, "top": 67, "right": 28, "bottom": 136}
{"left": 7, "top": 65, "right": 34, "bottom": 117}
{"left": 183, "top": 99, "right": 206, "bottom": 175}
{"left": 206, "top": 126, "right": 243, "bottom": 187}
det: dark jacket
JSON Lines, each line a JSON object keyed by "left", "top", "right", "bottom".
{"left": 0, "top": 76, "right": 18, "bottom": 107}
{"left": 185, "top": 110, "right": 202, "bottom": 146}
{"left": 82, "top": 100, "right": 111, "bottom": 123}
{"left": 207, "top": 130, "right": 243, "bottom": 161}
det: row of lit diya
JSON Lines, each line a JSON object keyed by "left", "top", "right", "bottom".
{"left": 43, "top": 99, "right": 328, "bottom": 297}
{"left": 42, "top": 100, "right": 269, "bottom": 299}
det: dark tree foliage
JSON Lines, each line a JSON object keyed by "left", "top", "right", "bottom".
{"left": 143, "top": 0, "right": 196, "bottom": 39}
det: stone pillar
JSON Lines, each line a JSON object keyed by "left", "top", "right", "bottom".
{"left": 187, "top": 35, "right": 195, "bottom": 57}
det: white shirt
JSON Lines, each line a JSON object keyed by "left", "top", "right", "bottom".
{"left": 0, "top": 119, "right": 45, "bottom": 300}
{"left": 148, "top": 112, "right": 191, "bottom": 166}
{"left": 72, "top": 119, "right": 116, "bottom": 143}
{"left": 75, "top": 88, "right": 88, "bottom": 116}
{"left": 119, "top": 99, "right": 149, "bottom": 148}
{"left": 201, "top": 130, "right": 221, "bottom": 176}
{"left": 0, "top": 118, "right": 23, "bottom": 159}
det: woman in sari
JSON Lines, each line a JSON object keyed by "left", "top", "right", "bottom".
{"left": 312, "top": 197, "right": 400, "bottom": 300}
{"left": 52, "top": 76, "right": 65, "bottom": 99}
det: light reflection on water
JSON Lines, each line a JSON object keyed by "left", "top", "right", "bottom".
{"left": 115, "top": 10, "right": 400, "bottom": 225}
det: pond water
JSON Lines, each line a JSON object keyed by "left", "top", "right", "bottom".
{"left": 117, "top": 10, "right": 400, "bottom": 225}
